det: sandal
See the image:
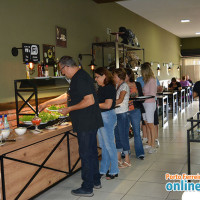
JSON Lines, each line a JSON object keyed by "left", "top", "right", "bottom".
{"left": 122, "top": 161, "right": 131, "bottom": 167}
{"left": 118, "top": 160, "right": 123, "bottom": 165}
{"left": 118, "top": 160, "right": 127, "bottom": 168}
{"left": 106, "top": 174, "right": 118, "bottom": 180}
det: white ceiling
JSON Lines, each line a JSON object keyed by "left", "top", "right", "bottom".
{"left": 117, "top": 0, "right": 200, "bottom": 38}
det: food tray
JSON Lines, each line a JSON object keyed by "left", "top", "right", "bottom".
{"left": 19, "top": 116, "right": 70, "bottom": 129}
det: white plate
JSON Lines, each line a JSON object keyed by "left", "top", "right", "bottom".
{"left": 45, "top": 126, "right": 58, "bottom": 130}
{"left": 135, "top": 96, "right": 154, "bottom": 99}
{"left": 59, "top": 116, "right": 68, "bottom": 119}
{"left": 23, "top": 121, "right": 47, "bottom": 125}
{"left": 46, "top": 108, "right": 59, "bottom": 112}
{"left": 60, "top": 122, "right": 69, "bottom": 126}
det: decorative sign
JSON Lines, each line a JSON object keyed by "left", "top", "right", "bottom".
{"left": 43, "top": 44, "right": 55, "bottom": 65}
{"left": 56, "top": 26, "right": 67, "bottom": 47}
{"left": 22, "top": 43, "right": 40, "bottom": 63}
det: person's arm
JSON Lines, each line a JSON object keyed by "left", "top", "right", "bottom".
{"left": 99, "top": 99, "right": 113, "bottom": 109}
{"left": 59, "top": 94, "right": 94, "bottom": 115}
{"left": 116, "top": 91, "right": 127, "bottom": 105}
{"left": 39, "top": 93, "right": 68, "bottom": 111}
{"left": 193, "top": 91, "right": 198, "bottom": 98}
{"left": 157, "top": 86, "right": 163, "bottom": 93}
{"left": 136, "top": 82, "right": 144, "bottom": 96}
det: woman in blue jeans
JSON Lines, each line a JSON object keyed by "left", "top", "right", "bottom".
{"left": 125, "top": 68, "right": 145, "bottom": 160}
{"left": 113, "top": 68, "right": 131, "bottom": 168}
{"left": 95, "top": 67, "right": 119, "bottom": 180}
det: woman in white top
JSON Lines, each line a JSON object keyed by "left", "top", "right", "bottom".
{"left": 113, "top": 68, "right": 131, "bottom": 168}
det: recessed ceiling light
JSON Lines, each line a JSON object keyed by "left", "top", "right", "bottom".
{"left": 196, "top": 32, "right": 200, "bottom": 35}
{"left": 181, "top": 19, "right": 190, "bottom": 23}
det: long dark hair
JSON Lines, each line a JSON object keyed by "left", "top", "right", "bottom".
{"left": 94, "top": 67, "right": 115, "bottom": 85}
{"left": 125, "top": 68, "right": 135, "bottom": 82}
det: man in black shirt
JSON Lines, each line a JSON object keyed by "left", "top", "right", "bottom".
{"left": 39, "top": 56, "right": 103, "bottom": 197}
{"left": 193, "top": 81, "right": 200, "bottom": 111}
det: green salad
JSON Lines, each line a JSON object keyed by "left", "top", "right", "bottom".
{"left": 48, "top": 105, "right": 65, "bottom": 110}
{"left": 19, "top": 111, "right": 63, "bottom": 123}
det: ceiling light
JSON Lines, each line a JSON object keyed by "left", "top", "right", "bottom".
{"left": 196, "top": 32, "right": 200, "bottom": 35}
{"left": 181, "top": 19, "right": 190, "bottom": 23}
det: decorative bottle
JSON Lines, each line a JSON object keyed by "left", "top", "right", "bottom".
{"left": 4, "top": 114, "right": 9, "bottom": 130}
{"left": 0, "top": 115, "right": 4, "bottom": 130}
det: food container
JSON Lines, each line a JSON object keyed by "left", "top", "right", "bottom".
{"left": 1, "top": 129, "right": 10, "bottom": 139}
{"left": 15, "top": 127, "right": 27, "bottom": 135}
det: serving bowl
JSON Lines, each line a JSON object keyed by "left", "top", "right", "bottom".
{"left": 1, "top": 129, "right": 10, "bottom": 139}
{"left": 15, "top": 127, "right": 27, "bottom": 135}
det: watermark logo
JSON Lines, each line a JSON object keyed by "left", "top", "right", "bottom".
{"left": 165, "top": 173, "right": 200, "bottom": 199}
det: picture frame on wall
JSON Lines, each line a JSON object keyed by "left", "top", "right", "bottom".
{"left": 43, "top": 44, "right": 55, "bottom": 65}
{"left": 56, "top": 26, "right": 67, "bottom": 47}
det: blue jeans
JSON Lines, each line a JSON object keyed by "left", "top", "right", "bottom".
{"left": 114, "top": 112, "right": 130, "bottom": 154}
{"left": 98, "top": 110, "right": 119, "bottom": 175}
{"left": 127, "top": 109, "right": 145, "bottom": 158}
{"left": 77, "top": 129, "right": 101, "bottom": 192}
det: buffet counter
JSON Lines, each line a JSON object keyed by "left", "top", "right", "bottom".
{"left": 0, "top": 123, "right": 81, "bottom": 200}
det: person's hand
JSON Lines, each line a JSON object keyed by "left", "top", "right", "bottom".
{"left": 38, "top": 102, "right": 47, "bottom": 112}
{"left": 157, "top": 86, "right": 163, "bottom": 93}
{"left": 58, "top": 107, "right": 71, "bottom": 116}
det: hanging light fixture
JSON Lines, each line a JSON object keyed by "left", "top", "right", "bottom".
{"left": 177, "top": 66, "right": 180, "bottom": 71}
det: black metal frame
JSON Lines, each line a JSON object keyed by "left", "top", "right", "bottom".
{"left": 157, "top": 95, "right": 169, "bottom": 127}
{"left": 14, "top": 78, "right": 69, "bottom": 127}
{"left": 162, "top": 91, "right": 178, "bottom": 118}
{"left": 92, "top": 42, "right": 145, "bottom": 68}
{"left": 187, "top": 112, "right": 200, "bottom": 175}
{"left": 0, "top": 131, "right": 80, "bottom": 200}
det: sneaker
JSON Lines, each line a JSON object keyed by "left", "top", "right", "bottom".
{"left": 94, "top": 184, "right": 102, "bottom": 189}
{"left": 138, "top": 155, "right": 144, "bottom": 160}
{"left": 142, "top": 138, "right": 148, "bottom": 144}
{"left": 155, "top": 139, "right": 160, "bottom": 148}
{"left": 71, "top": 187, "right": 94, "bottom": 197}
{"left": 148, "top": 147, "right": 157, "bottom": 154}
{"left": 143, "top": 144, "right": 151, "bottom": 149}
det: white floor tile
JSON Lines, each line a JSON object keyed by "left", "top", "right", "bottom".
{"left": 126, "top": 181, "right": 169, "bottom": 199}
{"left": 99, "top": 178, "right": 136, "bottom": 194}
{"left": 148, "top": 161, "right": 184, "bottom": 173}
{"left": 79, "top": 191, "right": 124, "bottom": 200}
{"left": 138, "top": 170, "right": 170, "bottom": 184}
{"left": 122, "top": 194, "right": 165, "bottom": 200}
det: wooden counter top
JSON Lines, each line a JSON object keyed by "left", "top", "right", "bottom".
{"left": 0, "top": 123, "right": 73, "bottom": 155}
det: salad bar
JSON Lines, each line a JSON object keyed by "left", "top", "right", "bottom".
{"left": 14, "top": 78, "right": 69, "bottom": 127}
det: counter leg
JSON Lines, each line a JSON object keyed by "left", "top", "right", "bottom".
{"left": 1, "top": 156, "right": 6, "bottom": 200}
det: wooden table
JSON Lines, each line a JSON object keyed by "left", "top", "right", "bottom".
{"left": 0, "top": 123, "right": 81, "bottom": 200}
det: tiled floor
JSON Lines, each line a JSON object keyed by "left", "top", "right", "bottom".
{"left": 35, "top": 101, "right": 200, "bottom": 200}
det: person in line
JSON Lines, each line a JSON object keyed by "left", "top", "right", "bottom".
{"left": 193, "top": 81, "right": 200, "bottom": 111}
{"left": 113, "top": 68, "right": 131, "bottom": 167}
{"left": 168, "top": 77, "right": 182, "bottom": 90}
{"left": 141, "top": 62, "right": 157, "bottom": 153}
{"left": 125, "top": 68, "right": 145, "bottom": 160}
{"left": 180, "top": 75, "right": 191, "bottom": 87}
{"left": 39, "top": 56, "right": 103, "bottom": 197}
{"left": 94, "top": 67, "right": 119, "bottom": 180}
{"left": 186, "top": 75, "right": 193, "bottom": 85}
{"left": 136, "top": 69, "right": 161, "bottom": 148}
